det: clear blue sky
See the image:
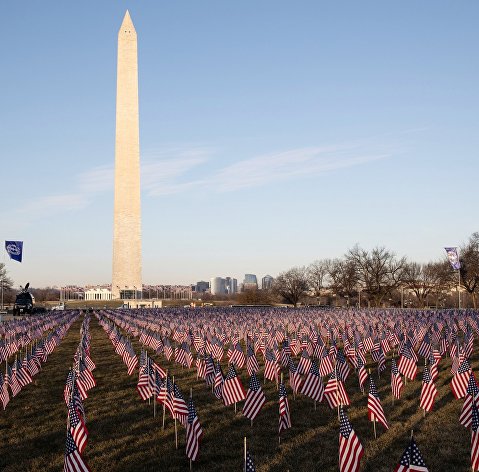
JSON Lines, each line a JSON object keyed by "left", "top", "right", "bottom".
{"left": 1, "top": 1, "right": 478, "bottom": 288}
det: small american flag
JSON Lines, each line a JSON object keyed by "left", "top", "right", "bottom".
{"left": 278, "top": 381, "right": 291, "bottom": 435}
{"left": 68, "top": 399, "right": 88, "bottom": 454}
{"left": 223, "top": 364, "right": 246, "bottom": 406}
{"left": 185, "top": 396, "right": 203, "bottom": 461}
{"left": 460, "top": 373, "right": 479, "bottom": 428}
{"left": 173, "top": 382, "right": 189, "bottom": 427}
{"left": 243, "top": 372, "right": 266, "bottom": 421}
{"left": 391, "top": 358, "right": 404, "bottom": 400}
{"left": 471, "top": 402, "right": 479, "bottom": 471}
{"left": 451, "top": 360, "right": 472, "bottom": 399}
{"left": 0, "top": 372, "right": 10, "bottom": 410}
{"left": 339, "top": 407, "right": 364, "bottom": 472}
{"left": 394, "top": 436, "right": 428, "bottom": 472}
{"left": 301, "top": 359, "right": 324, "bottom": 402}
{"left": 64, "top": 430, "right": 90, "bottom": 472}
{"left": 245, "top": 450, "right": 256, "bottom": 471}
{"left": 367, "top": 377, "right": 388, "bottom": 429}
{"left": 419, "top": 366, "right": 437, "bottom": 413}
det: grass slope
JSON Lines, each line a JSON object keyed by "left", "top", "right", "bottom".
{"left": 0, "top": 314, "right": 475, "bottom": 471}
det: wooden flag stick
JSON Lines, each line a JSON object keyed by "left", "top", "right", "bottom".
{"left": 173, "top": 375, "right": 178, "bottom": 449}
{"left": 373, "top": 416, "right": 377, "bottom": 439}
{"left": 162, "top": 370, "right": 168, "bottom": 430}
{"left": 244, "top": 437, "right": 247, "bottom": 472}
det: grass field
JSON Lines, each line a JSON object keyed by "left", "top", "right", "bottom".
{"left": 0, "top": 312, "right": 476, "bottom": 471}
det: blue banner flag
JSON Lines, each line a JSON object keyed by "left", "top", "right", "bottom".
{"left": 5, "top": 241, "right": 23, "bottom": 263}
{"left": 444, "top": 247, "right": 460, "bottom": 270}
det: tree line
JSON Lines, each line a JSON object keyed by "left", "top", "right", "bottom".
{"left": 272, "top": 232, "right": 479, "bottom": 308}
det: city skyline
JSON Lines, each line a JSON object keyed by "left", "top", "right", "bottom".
{"left": 1, "top": 2, "right": 478, "bottom": 288}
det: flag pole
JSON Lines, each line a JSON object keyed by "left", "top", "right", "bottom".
{"left": 279, "top": 372, "right": 283, "bottom": 445}
{"left": 173, "top": 375, "right": 178, "bottom": 449}
{"left": 369, "top": 368, "right": 376, "bottom": 438}
{"left": 190, "top": 387, "right": 193, "bottom": 472}
{"left": 244, "top": 436, "right": 247, "bottom": 472}
{"left": 162, "top": 370, "right": 168, "bottom": 430}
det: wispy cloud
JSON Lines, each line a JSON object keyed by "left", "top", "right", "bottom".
{"left": 143, "top": 143, "right": 391, "bottom": 195}
{"left": 3, "top": 141, "right": 391, "bottom": 226}
{"left": 207, "top": 146, "right": 387, "bottom": 192}
{"left": 141, "top": 146, "right": 211, "bottom": 196}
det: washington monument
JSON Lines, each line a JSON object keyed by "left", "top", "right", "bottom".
{"left": 112, "top": 11, "right": 142, "bottom": 300}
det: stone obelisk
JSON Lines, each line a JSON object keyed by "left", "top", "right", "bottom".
{"left": 112, "top": 11, "right": 142, "bottom": 300}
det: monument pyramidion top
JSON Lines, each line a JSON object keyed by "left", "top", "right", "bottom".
{"left": 119, "top": 10, "right": 136, "bottom": 37}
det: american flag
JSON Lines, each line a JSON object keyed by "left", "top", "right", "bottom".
{"left": 223, "top": 364, "right": 246, "bottom": 406}
{"left": 460, "top": 373, "right": 479, "bottom": 428}
{"left": 297, "top": 349, "right": 312, "bottom": 375}
{"left": 367, "top": 377, "right": 388, "bottom": 429}
{"left": 0, "top": 372, "right": 10, "bottom": 410}
{"left": 319, "top": 349, "right": 334, "bottom": 377}
{"left": 288, "top": 358, "right": 303, "bottom": 395}
{"left": 398, "top": 344, "right": 418, "bottom": 381}
{"left": 336, "top": 350, "right": 350, "bottom": 381}
{"left": 213, "top": 361, "right": 224, "bottom": 400}
{"left": 471, "top": 402, "right": 479, "bottom": 471}
{"left": 301, "top": 359, "right": 324, "bottom": 402}
{"left": 419, "top": 366, "right": 437, "bottom": 413}
{"left": 157, "top": 375, "right": 174, "bottom": 416}
{"left": 278, "top": 381, "right": 291, "bottom": 435}
{"left": 243, "top": 372, "right": 266, "bottom": 421}
{"left": 451, "top": 360, "right": 472, "bottom": 399}
{"left": 173, "top": 382, "right": 189, "bottom": 427}
{"left": 324, "top": 371, "right": 350, "bottom": 409}
{"left": 394, "top": 436, "right": 428, "bottom": 472}
{"left": 245, "top": 450, "right": 256, "bottom": 472}
{"left": 339, "top": 407, "right": 364, "bottom": 472}
{"left": 185, "top": 396, "right": 203, "bottom": 461}
{"left": 136, "top": 360, "right": 154, "bottom": 401}
{"left": 246, "top": 344, "right": 259, "bottom": 375}
{"left": 356, "top": 355, "right": 368, "bottom": 391}
{"left": 264, "top": 349, "right": 280, "bottom": 383}
{"left": 68, "top": 399, "right": 88, "bottom": 454}
{"left": 391, "top": 358, "right": 404, "bottom": 400}
{"left": 6, "top": 363, "right": 21, "bottom": 397}
{"left": 230, "top": 342, "right": 246, "bottom": 370}
{"left": 64, "top": 430, "right": 90, "bottom": 472}
{"left": 417, "top": 333, "right": 431, "bottom": 358}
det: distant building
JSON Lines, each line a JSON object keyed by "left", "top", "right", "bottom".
{"left": 210, "top": 277, "right": 227, "bottom": 295}
{"left": 261, "top": 275, "right": 274, "bottom": 290}
{"left": 194, "top": 281, "right": 210, "bottom": 293}
{"left": 85, "top": 288, "right": 112, "bottom": 301}
{"left": 225, "top": 277, "right": 238, "bottom": 294}
{"left": 243, "top": 274, "right": 258, "bottom": 290}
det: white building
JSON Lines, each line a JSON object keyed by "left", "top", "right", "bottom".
{"left": 210, "top": 277, "right": 227, "bottom": 295}
{"left": 85, "top": 288, "right": 113, "bottom": 301}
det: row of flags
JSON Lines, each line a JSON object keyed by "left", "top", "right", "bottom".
{"left": 0, "top": 311, "right": 73, "bottom": 363}
{"left": 0, "top": 312, "right": 78, "bottom": 410}
{"left": 96, "top": 313, "right": 204, "bottom": 465}
{"left": 63, "top": 315, "right": 96, "bottom": 472}
{"left": 93, "top": 306, "right": 479, "bottom": 471}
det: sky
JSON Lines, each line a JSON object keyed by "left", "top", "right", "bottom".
{"left": 1, "top": 1, "right": 478, "bottom": 288}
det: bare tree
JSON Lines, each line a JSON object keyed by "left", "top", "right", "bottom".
{"left": 272, "top": 266, "right": 309, "bottom": 307}
{"left": 0, "top": 263, "right": 13, "bottom": 305}
{"left": 459, "top": 232, "right": 479, "bottom": 308}
{"left": 307, "top": 259, "right": 330, "bottom": 298}
{"left": 346, "top": 245, "right": 406, "bottom": 307}
{"left": 327, "top": 258, "right": 359, "bottom": 299}
{"left": 403, "top": 261, "right": 449, "bottom": 308}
